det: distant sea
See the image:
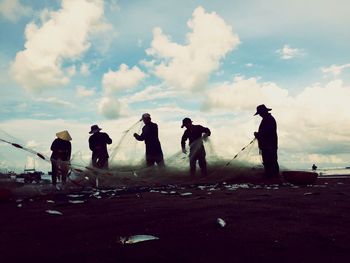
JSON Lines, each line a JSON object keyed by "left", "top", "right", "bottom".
{"left": 316, "top": 167, "right": 350, "bottom": 177}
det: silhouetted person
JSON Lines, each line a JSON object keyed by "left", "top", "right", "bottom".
{"left": 50, "top": 130, "right": 72, "bottom": 186}
{"left": 134, "top": 113, "right": 164, "bottom": 167}
{"left": 89, "top": 125, "right": 112, "bottom": 169}
{"left": 312, "top": 164, "right": 317, "bottom": 171}
{"left": 254, "top": 104, "right": 279, "bottom": 177}
{"left": 181, "top": 118, "right": 211, "bottom": 177}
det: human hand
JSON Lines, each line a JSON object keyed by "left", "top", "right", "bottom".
{"left": 254, "top": 132, "right": 258, "bottom": 138}
{"left": 133, "top": 133, "right": 138, "bottom": 138}
{"left": 202, "top": 133, "right": 209, "bottom": 141}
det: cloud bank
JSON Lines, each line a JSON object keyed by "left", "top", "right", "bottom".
{"left": 146, "top": 6, "right": 240, "bottom": 91}
{"left": 11, "top": 0, "right": 110, "bottom": 92}
{"left": 0, "top": 0, "right": 32, "bottom": 22}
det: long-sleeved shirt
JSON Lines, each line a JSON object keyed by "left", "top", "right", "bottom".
{"left": 50, "top": 138, "right": 71, "bottom": 161}
{"left": 89, "top": 132, "right": 112, "bottom": 158}
{"left": 135, "top": 122, "right": 163, "bottom": 157}
{"left": 256, "top": 113, "right": 278, "bottom": 150}
{"left": 181, "top": 125, "right": 211, "bottom": 150}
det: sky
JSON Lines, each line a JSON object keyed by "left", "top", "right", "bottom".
{"left": 0, "top": 0, "right": 350, "bottom": 172}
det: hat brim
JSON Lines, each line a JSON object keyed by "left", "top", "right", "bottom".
{"left": 89, "top": 128, "right": 101, "bottom": 134}
{"left": 254, "top": 108, "right": 272, "bottom": 116}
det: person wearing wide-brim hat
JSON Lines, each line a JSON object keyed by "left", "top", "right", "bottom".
{"left": 88, "top": 125, "right": 112, "bottom": 169}
{"left": 253, "top": 104, "right": 279, "bottom": 178}
{"left": 50, "top": 130, "right": 72, "bottom": 186}
{"left": 181, "top": 117, "right": 211, "bottom": 177}
{"left": 134, "top": 113, "right": 164, "bottom": 167}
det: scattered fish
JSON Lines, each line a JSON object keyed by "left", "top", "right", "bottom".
{"left": 17, "top": 203, "right": 22, "bottom": 208}
{"left": 180, "top": 192, "right": 193, "bottom": 197}
{"left": 119, "top": 235, "right": 159, "bottom": 245}
{"left": 303, "top": 192, "right": 320, "bottom": 196}
{"left": 67, "top": 194, "right": 85, "bottom": 198}
{"left": 217, "top": 218, "right": 226, "bottom": 228}
{"left": 46, "top": 200, "right": 55, "bottom": 203}
{"left": 46, "top": 210, "right": 63, "bottom": 215}
{"left": 68, "top": 200, "right": 85, "bottom": 204}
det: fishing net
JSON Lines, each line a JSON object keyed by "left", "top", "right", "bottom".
{"left": 0, "top": 124, "right": 264, "bottom": 189}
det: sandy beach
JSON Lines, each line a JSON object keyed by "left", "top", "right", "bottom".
{"left": 1, "top": 175, "right": 350, "bottom": 263}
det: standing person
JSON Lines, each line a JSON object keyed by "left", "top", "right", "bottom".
{"left": 134, "top": 113, "right": 164, "bottom": 167}
{"left": 50, "top": 130, "right": 72, "bottom": 186}
{"left": 181, "top": 118, "right": 211, "bottom": 177}
{"left": 89, "top": 125, "right": 112, "bottom": 169}
{"left": 254, "top": 104, "right": 279, "bottom": 177}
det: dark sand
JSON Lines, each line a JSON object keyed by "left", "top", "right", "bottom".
{"left": 1, "top": 176, "right": 350, "bottom": 263}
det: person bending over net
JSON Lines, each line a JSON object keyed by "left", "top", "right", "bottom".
{"left": 181, "top": 118, "right": 211, "bottom": 177}
{"left": 89, "top": 125, "right": 112, "bottom": 169}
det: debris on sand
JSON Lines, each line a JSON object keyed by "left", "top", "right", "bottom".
{"left": 68, "top": 200, "right": 85, "bottom": 204}
{"left": 180, "top": 192, "right": 193, "bottom": 197}
{"left": 216, "top": 218, "right": 226, "bottom": 228}
{"left": 118, "top": 235, "right": 159, "bottom": 245}
{"left": 45, "top": 209, "right": 63, "bottom": 215}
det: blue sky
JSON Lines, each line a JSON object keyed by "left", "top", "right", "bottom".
{"left": 1, "top": 0, "right": 350, "bottom": 171}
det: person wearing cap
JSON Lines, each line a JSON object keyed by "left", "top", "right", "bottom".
{"left": 88, "top": 125, "right": 112, "bottom": 169}
{"left": 254, "top": 104, "right": 279, "bottom": 177}
{"left": 181, "top": 118, "right": 211, "bottom": 177}
{"left": 50, "top": 130, "right": 72, "bottom": 185}
{"left": 134, "top": 113, "right": 164, "bottom": 167}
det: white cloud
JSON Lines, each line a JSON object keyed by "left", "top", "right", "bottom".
{"left": 80, "top": 63, "right": 90, "bottom": 76}
{"left": 203, "top": 76, "right": 350, "bottom": 167}
{"left": 26, "top": 140, "right": 39, "bottom": 148}
{"left": 98, "top": 97, "right": 122, "bottom": 119}
{"left": 66, "top": 65, "right": 77, "bottom": 77}
{"left": 35, "top": 97, "right": 75, "bottom": 108}
{"left": 276, "top": 44, "right": 303, "bottom": 59}
{"left": 145, "top": 6, "right": 240, "bottom": 91}
{"left": 322, "top": 63, "right": 350, "bottom": 77}
{"left": 11, "top": 0, "right": 110, "bottom": 92}
{"left": 124, "top": 85, "right": 182, "bottom": 103}
{"left": 76, "top": 85, "right": 95, "bottom": 97}
{"left": 0, "top": 0, "right": 32, "bottom": 22}
{"left": 203, "top": 76, "right": 290, "bottom": 112}
{"left": 102, "top": 64, "right": 146, "bottom": 94}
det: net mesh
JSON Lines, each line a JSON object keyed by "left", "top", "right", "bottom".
{"left": 0, "top": 125, "right": 264, "bottom": 188}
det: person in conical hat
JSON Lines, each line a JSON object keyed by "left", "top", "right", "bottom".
{"left": 88, "top": 125, "right": 112, "bottom": 169}
{"left": 253, "top": 104, "right": 279, "bottom": 178}
{"left": 55, "top": 130, "right": 72, "bottom": 141}
{"left": 134, "top": 113, "right": 164, "bottom": 167}
{"left": 50, "top": 130, "right": 72, "bottom": 186}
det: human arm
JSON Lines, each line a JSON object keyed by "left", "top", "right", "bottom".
{"left": 202, "top": 126, "right": 211, "bottom": 138}
{"left": 67, "top": 142, "right": 72, "bottom": 161}
{"left": 105, "top": 133, "right": 112, "bottom": 145}
{"left": 134, "top": 126, "right": 147, "bottom": 141}
{"left": 181, "top": 131, "right": 188, "bottom": 153}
